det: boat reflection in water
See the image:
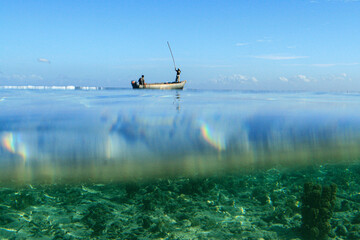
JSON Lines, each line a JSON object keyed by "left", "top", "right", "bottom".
{"left": 1, "top": 88, "right": 360, "bottom": 184}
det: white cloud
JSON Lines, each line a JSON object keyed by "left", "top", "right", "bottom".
{"left": 0, "top": 73, "right": 43, "bottom": 81}
{"left": 230, "top": 74, "right": 247, "bottom": 81}
{"left": 38, "top": 58, "right": 51, "bottom": 64}
{"left": 326, "top": 73, "right": 352, "bottom": 82}
{"left": 279, "top": 77, "right": 289, "bottom": 82}
{"left": 11, "top": 74, "right": 26, "bottom": 80}
{"left": 253, "top": 55, "right": 308, "bottom": 60}
{"left": 311, "top": 62, "right": 359, "bottom": 67}
{"left": 256, "top": 37, "right": 272, "bottom": 43}
{"left": 215, "top": 74, "right": 259, "bottom": 84}
{"left": 285, "top": 62, "right": 359, "bottom": 67}
{"left": 236, "top": 42, "right": 249, "bottom": 46}
{"left": 29, "top": 74, "right": 44, "bottom": 80}
{"left": 311, "top": 63, "right": 336, "bottom": 67}
{"left": 297, "top": 74, "right": 311, "bottom": 82}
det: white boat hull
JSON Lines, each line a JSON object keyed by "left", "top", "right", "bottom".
{"left": 131, "top": 80, "right": 186, "bottom": 90}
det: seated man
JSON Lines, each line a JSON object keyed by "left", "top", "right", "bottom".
{"left": 138, "top": 75, "right": 145, "bottom": 85}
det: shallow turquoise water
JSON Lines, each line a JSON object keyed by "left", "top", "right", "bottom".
{"left": 1, "top": 87, "right": 360, "bottom": 239}
{"left": 1, "top": 87, "right": 360, "bottom": 183}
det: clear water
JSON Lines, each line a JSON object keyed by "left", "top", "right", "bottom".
{"left": 1, "top": 86, "right": 360, "bottom": 184}
{"left": 1, "top": 87, "right": 360, "bottom": 239}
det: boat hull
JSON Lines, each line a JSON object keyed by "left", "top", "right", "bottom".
{"left": 131, "top": 80, "right": 186, "bottom": 90}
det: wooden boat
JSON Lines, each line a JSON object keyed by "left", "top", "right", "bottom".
{"left": 131, "top": 80, "right": 186, "bottom": 90}
{"left": 131, "top": 43, "right": 186, "bottom": 90}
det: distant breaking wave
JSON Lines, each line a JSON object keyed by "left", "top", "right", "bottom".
{"left": 0, "top": 85, "right": 106, "bottom": 90}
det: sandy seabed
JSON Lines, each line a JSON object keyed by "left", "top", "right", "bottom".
{"left": 1, "top": 163, "right": 360, "bottom": 240}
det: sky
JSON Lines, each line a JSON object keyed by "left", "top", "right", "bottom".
{"left": 0, "top": 0, "right": 359, "bottom": 91}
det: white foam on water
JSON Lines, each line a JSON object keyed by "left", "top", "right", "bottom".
{"left": 0, "top": 85, "right": 103, "bottom": 90}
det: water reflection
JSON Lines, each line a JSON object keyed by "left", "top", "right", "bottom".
{"left": 173, "top": 91, "right": 181, "bottom": 112}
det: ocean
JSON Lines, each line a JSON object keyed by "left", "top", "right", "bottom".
{"left": 1, "top": 87, "right": 360, "bottom": 239}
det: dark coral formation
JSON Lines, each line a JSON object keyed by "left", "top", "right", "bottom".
{"left": 301, "top": 182, "right": 337, "bottom": 239}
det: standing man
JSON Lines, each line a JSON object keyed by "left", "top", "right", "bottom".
{"left": 175, "top": 68, "right": 181, "bottom": 82}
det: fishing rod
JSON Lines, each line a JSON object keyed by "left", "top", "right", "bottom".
{"left": 167, "top": 41, "right": 176, "bottom": 70}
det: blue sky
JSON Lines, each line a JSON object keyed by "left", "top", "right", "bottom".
{"left": 0, "top": 0, "right": 359, "bottom": 91}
